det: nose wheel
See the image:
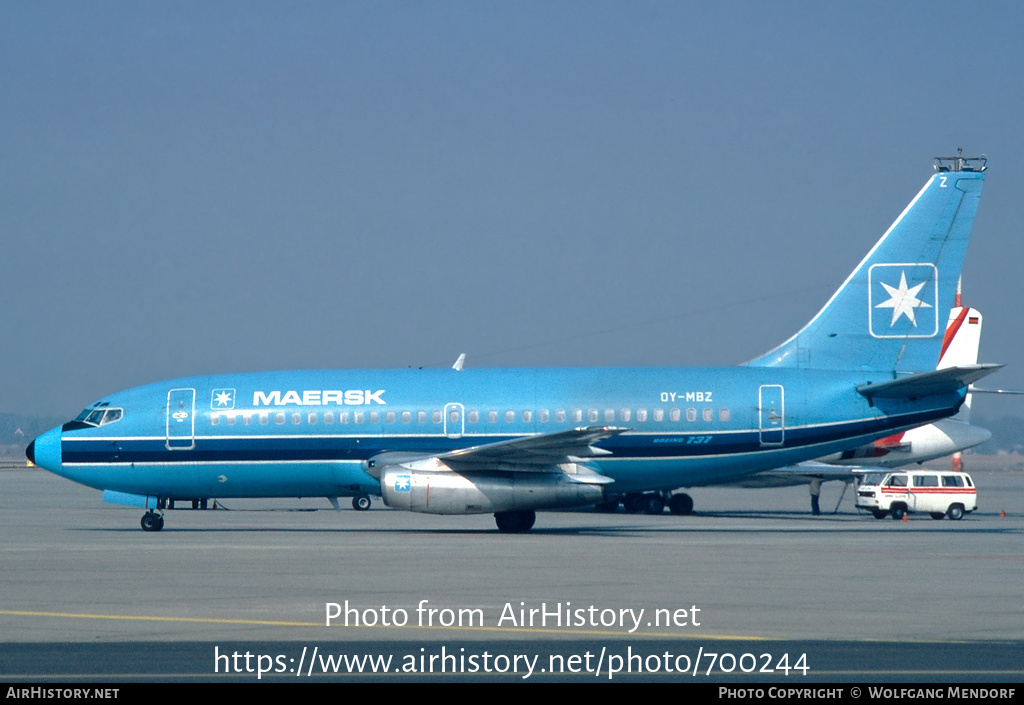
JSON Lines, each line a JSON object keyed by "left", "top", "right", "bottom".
{"left": 141, "top": 511, "right": 165, "bottom": 532}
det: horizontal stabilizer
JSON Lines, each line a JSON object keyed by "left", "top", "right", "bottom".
{"left": 856, "top": 364, "right": 1003, "bottom": 400}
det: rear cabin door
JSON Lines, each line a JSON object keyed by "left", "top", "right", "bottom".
{"left": 758, "top": 384, "right": 785, "bottom": 447}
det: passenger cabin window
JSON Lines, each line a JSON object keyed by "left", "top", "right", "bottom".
{"left": 942, "top": 475, "right": 965, "bottom": 488}
{"left": 913, "top": 475, "right": 939, "bottom": 487}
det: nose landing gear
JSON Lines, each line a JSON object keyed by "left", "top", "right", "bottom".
{"left": 141, "top": 511, "right": 165, "bottom": 532}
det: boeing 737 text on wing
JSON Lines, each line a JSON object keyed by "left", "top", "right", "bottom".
{"left": 27, "top": 155, "right": 999, "bottom": 532}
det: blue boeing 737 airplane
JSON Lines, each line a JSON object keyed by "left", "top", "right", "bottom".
{"left": 27, "top": 155, "right": 999, "bottom": 532}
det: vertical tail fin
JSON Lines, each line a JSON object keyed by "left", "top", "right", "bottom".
{"left": 746, "top": 156, "right": 985, "bottom": 372}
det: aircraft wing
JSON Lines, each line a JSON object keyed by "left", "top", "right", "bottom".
{"left": 367, "top": 426, "right": 627, "bottom": 482}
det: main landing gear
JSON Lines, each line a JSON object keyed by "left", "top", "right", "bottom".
{"left": 614, "top": 492, "right": 695, "bottom": 515}
{"left": 494, "top": 510, "right": 536, "bottom": 533}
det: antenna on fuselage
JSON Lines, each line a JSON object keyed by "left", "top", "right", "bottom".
{"left": 452, "top": 353, "right": 466, "bottom": 371}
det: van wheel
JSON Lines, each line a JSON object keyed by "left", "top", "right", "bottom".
{"left": 947, "top": 504, "right": 964, "bottom": 521}
{"left": 930, "top": 513, "right": 945, "bottom": 520}
{"left": 890, "top": 505, "right": 907, "bottom": 520}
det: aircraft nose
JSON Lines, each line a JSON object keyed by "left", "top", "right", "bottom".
{"left": 27, "top": 427, "right": 62, "bottom": 472}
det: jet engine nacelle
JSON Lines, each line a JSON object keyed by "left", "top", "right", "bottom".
{"left": 379, "top": 463, "right": 607, "bottom": 515}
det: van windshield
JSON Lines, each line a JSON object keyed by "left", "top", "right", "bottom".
{"left": 861, "top": 472, "right": 886, "bottom": 486}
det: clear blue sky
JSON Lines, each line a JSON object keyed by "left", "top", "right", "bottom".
{"left": 2, "top": 1, "right": 1022, "bottom": 419}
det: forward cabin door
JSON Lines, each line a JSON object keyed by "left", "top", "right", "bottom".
{"left": 166, "top": 388, "right": 196, "bottom": 450}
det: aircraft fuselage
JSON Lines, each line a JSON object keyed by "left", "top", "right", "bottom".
{"left": 31, "top": 366, "right": 963, "bottom": 502}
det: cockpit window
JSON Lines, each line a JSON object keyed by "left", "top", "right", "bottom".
{"left": 72, "top": 404, "right": 124, "bottom": 427}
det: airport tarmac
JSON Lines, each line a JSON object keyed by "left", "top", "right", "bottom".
{"left": 1, "top": 467, "right": 1022, "bottom": 681}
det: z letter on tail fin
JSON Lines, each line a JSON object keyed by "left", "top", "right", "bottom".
{"left": 747, "top": 159, "right": 985, "bottom": 373}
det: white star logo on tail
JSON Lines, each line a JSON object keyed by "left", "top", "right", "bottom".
{"left": 875, "top": 271, "right": 932, "bottom": 326}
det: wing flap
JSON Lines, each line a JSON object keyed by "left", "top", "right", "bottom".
{"left": 438, "top": 426, "right": 627, "bottom": 466}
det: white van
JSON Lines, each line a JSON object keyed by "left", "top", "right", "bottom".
{"left": 856, "top": 470, "right": 977, "bottom": 520}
